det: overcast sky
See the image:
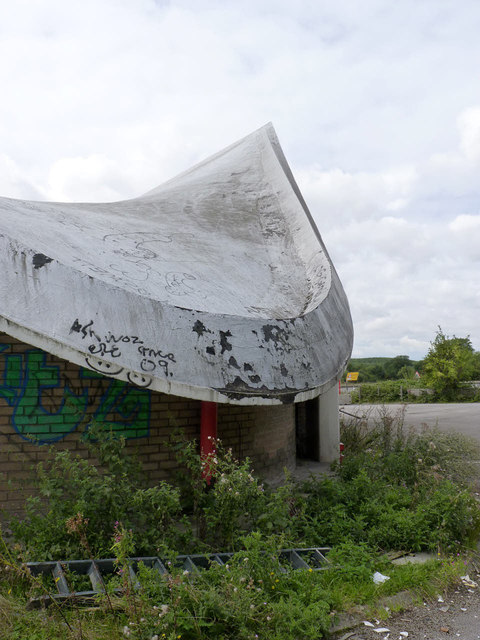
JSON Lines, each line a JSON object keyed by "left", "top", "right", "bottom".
{"left": 1, "top": 0, "right": 479, "bottom": 360}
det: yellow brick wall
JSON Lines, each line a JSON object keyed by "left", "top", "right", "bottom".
{"left": 0, "top": 333, "right": 296, "bottom": 514}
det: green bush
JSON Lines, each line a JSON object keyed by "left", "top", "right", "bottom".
{"left": 170, "top": 436, "right": 273, "bottom": 550}
{"left": 9, "top": 424, "right": 184, "bottom": 560}
{"left": 351, "top": 379, "right": 431, "bottom": 403}
{"left": 4, "top": 415, "right": 480, "bottom": 640}
{"left": 421, "top": 329, "right": 479, "bottom": 400}
{"left": 9, "top": 411, "right": 480, "bottom": 563}
{"left": 318, "top": 411, "right": 480, "bottom": 552}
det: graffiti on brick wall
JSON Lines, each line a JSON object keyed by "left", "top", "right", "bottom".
{"left": 0, "top": 344, "right": 150, "bottom": 443}
{"left": 80, "top": 368, "right": 150, "bottom": 439}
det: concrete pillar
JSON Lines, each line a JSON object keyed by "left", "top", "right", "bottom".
{"left": 318, "top": 383, "right": 340, "bottom": 463}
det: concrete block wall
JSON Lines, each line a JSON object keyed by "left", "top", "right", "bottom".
{"left": 0, "top": 333, "right": 296, "bottom": 515}
{"left": 250, "top": 405, "right": 296, "bottom": 484}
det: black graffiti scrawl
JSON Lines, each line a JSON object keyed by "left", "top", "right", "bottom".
{"left": 70, "top": 319, "right": 176, "bottom": 378}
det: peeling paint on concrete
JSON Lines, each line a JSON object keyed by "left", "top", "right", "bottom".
{"left": 219, "top": 330, "right": 233, "bottom": 355}
{"left": 32, "top": 253, "right": 53, "bottom": 269}
{"left": 192, "top": 320, "right": 208, "bottom": 337}
{"left": 228, "top": 356, "right": 241, "bottom": 370}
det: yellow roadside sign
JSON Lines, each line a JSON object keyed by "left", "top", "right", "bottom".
{"left": 346, "top": 372, "right": 359, "bottom": 382}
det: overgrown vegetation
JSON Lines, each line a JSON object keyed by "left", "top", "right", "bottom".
{"left": 334, "top": 407, "right": 480, "bottom": 551}
{"left": 10, "top": 423, "right": 186, "bottom": 560}
{"left": 0, "top": 533, "right": 468, "bottom": 640}
{"left": 346, "top": 328, "right": 480, "bottom": 403}
{"left": 350, "top": 379, "right": 429, "bottom": 404}
{"left": 2, "top": 413, "right": 480, "bottom": 639}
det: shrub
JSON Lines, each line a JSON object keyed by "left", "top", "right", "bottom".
{"left": 316, "top": 409, "right": 480, "bottom": 552}
{"left": 171, "top": 436, "right": 273, "bottom": 550}
{"left": 9, "top": 410, "right": 480, "bottom": 564}
{"left": 351, "top": 380, "right": 430, "bottom": 403}
{"left": 9, "top": 423, "right": 184, "bottom": 560}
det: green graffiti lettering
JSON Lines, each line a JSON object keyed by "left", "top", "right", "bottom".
{"left": 81, "top": 372, "right": 150, "bottom": 438}
{"left": 13, "top": 351, "right": 88, "bottom": 442}
{"left": 0, "top": 345, "right": 151, "bottom": 443}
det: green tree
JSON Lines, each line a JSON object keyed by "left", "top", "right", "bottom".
{"left": 384, "top": 355, "right": 413, "bottom": 379}
{"left": 369, "top": 364, "right": 387, "bottom": 381}
{"left": 422, "top": 328, "right": 477, "bottom": 399}
{"left": 472, "top": 351, "right": 480, "bottom": 380}
{"left": 397, "top": 365, "right": 416, "bottom": 380}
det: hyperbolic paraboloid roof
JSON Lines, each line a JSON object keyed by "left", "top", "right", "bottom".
{"left": 0, "top": 124, "right": 353, "bottom": 404}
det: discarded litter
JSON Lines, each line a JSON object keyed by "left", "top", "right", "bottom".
{"left": 373, "top": 571, "right": 390, "bottom": 584}
{"left": 391, "top": 552, "right": 435, "bottom": 566}
{"left": 363, "top": 621, "right": 375, "bottom": 627}
{"left": 373, "top": 627, "right": 390, "bottom": 633}
{"left": 461, "top": 575, "right": 478, "bottom": 588}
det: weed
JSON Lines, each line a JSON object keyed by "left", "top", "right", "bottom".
{"left": 170, "top": 435, "right": 271, "bottom": 550}
{"left": 4, "top": 415, "right": 480, "bottom": 639}
{"left": 9, "top": 424, "right": 183, "bottom": 560}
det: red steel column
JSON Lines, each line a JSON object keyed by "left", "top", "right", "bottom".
{"left": 200, "top": 401, "right": 217, "bottom": 482}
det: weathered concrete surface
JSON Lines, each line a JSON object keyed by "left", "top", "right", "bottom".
{"left": 0, "top": 124, "right": 353, "bottom": 404}
{"left": 319, "top": 384, "right": 340, "bottom": 462}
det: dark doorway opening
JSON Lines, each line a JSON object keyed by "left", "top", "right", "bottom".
{"left": 295, "top": 398, "right": 319, "bottom": 461}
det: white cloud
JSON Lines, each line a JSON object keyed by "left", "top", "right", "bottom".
{"left": 46, "top": 155, "right": 126, "bottom": 202}
{"left": 449, "top": 214, "right": 480, "bottom": 232}
{"left": 458, "top": 107, "right": 480, "bottom": 162}
{"left": 0, "top": 154, "right": 42, "bottom": 200}
{"left": 298, "top": 166, "right": 416, "bottom": 229}
{"left": 1, "top": 1, "right": 480, "bottom": 358}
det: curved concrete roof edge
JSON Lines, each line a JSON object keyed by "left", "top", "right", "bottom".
{"left": 0, "top": 315, "right": 346, "bottom": 405}
{"left": 0, "top": 124, "right": 353, "bottom": 404}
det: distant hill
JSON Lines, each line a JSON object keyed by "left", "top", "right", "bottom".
{"left": 345, "top": 355, "right": 420, "bottom": 382}
{"left": 348, "top": 357, "right": 393, "bottom": 368}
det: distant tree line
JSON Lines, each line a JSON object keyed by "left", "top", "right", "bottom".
{"left": 345, "top": 329, "right": 480, "bottom": 391}
{"left": 344, "top": 355, "right": 421, "bottom": 383}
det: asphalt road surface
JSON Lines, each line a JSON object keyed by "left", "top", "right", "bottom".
{"left": 339, "top": 403, "right": 480, "bottom": 444}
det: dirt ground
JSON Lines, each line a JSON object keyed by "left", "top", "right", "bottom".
{"left": 332, "top": 575, "right": 480, "bottom": 640}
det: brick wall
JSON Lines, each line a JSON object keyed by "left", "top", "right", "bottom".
{"left": 0, "top": 333, "right": 296, "bottom": 515}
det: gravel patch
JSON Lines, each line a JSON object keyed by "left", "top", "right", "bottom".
{"left": 331, "top": 576, "right": 480, "bottom": 640}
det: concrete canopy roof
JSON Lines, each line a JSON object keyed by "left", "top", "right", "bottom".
{"left": 0, "top": 124, "right": 353, "bottom": 404}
